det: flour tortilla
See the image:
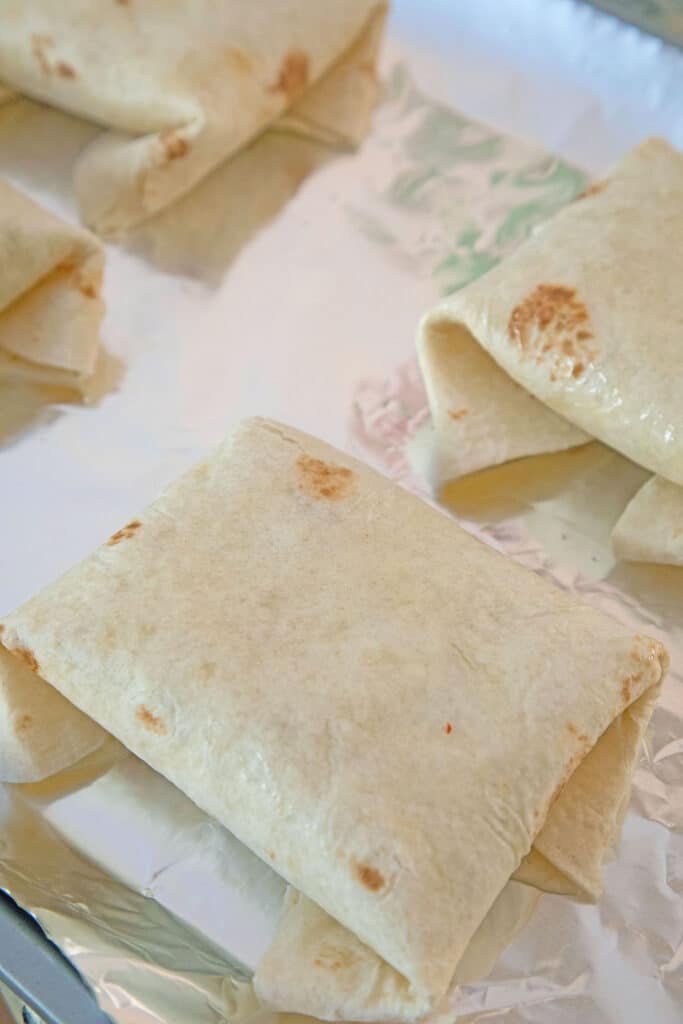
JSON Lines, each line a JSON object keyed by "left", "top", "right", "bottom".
{"left": 0, "top": 178, "right": 103, "bottom": 391}
{"left": 255, "top": 880, "right": 539, "bottom": 1023}
{"left": 0, "top": 1, "right": 385, "bottom": 236}
{"left": 419, "top": 139, "right": 683, "bottom": 488}
{"left": 0, "top": 418, "right": 667, "bottom": 1021}
{"left": 0, "top": 644, "right": 104, "bottom": 783}
{"left": 612, "top": 475, "right": 683, "bottom": 567}
{"left": 417, "top": 315, "right": 589, "bottom": 491}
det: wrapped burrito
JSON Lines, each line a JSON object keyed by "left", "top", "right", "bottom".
{"left": 417, "top": 138, "right": 683, "bottom": 564}
{"left": 0, "top": 178, "right": 104, "bottom": 392}
{"left": 0, "top": 418, "right": 667, "bottom": 1022}
{"left": 0, "top": 1, "right": 386, "bottom": 235}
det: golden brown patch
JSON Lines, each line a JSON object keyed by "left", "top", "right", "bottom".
{"left": 566, "top": 722, "right": 577, "bottom": 735}
{"left": 296, "top": 454, "right": 357, "bottom": 502}
{"left": 448, "top": 408, "right": 469, "bottom": 421}
{"left": 159, "top": 129, "right": 189, "bottom": 161}
{"left": 31, "top": 34, "right": 54, "bottom": 75}
{"left": 79, "top": 281, "right": 97, "bottom": 299}
{"left": 136, "top": 704, "right": 167, "bottom": 735}
{"left": 621, "top": 665, "right": 645, "bottom": 706}
{"left": 269, "top": 50, "right": 309, "bottom": 100}
{"left": 200, "top": 660, "right": 217, "bottom": 679}
{"left": 353, "top": 861, "right": 385, "bottom": 892}
{"left": 56, "top": 60, "right": 76, "bottom": 79}
{"left": 577, "top": 180, "right": 607, "bottom": 200}
{"left": 508, "top": 284, "right": 595, "bottom": 381}
{"left": 578, "top": 733, "right": 588, "bottom": 743}
{"left": 0, "top": 624, "right": 4, "bottom": 636}
{"left": 445, "top": 722, "right": 453, "bottom": 734}
{"left": 268, "top": 849, "right": 276, "bottom": 861}
{"left": 107, "top": 519, "right": 142, "bottom": 546}
{"left": 11, "top": 646, "right": 40, "bottom": 674}
{"left": 15, "top": 713, "right": 33, "bottom": 734}
{"left": 314, "top": 944, "right": 357, "bottom": 972}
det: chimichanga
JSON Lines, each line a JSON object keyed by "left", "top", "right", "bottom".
{"left": 0, "top": 418, "right": 667, "bottom": 1021}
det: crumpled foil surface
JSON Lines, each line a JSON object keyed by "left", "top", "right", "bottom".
{"left": 0, "top": 54, "right": 681, "bottom": 1024}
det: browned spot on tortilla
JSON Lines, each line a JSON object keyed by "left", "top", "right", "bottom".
{"left": 268, "top": 849, "right": 276, "bottom": 860}
{"left": 11, "top": 646, "right": 40, "bottom": 674}
{"left": 578, "top": 733, "right": 588, "bottom": 743}
{"left": 200, "top": 660, "right": 217, "bottom": 679}
{"left": 508, "top": 284, "right": 595, "bottom": 382}
{"left": 79, "top": 281, "right": 97, "bottom": 299}
{"left": 577, "top": 180, "right": 607, "bottom": 200}
{"left": 56, "top": 60, "right": 76, "bottom": 79}
{"left": 314, "top": 945, "right": 357, "bottom": 971}
{"left": 448, "top": 408, "right": 469, "bottom": 421}
{"left": 0, "top": 624, "right": 5, "bottom": 636}
{"left": 353, "top": 861, "right": 385, "bottom": 892}
{"left": 15, "top": 713, "right": 33, "bottom": 734}
{"left": 159, "top": 129, "right": 189, "bottom": 161}
{"left": 107, "top": 519, "right": 142, "bottom": 545}
{"left": 136, "top": 705, "right": 167, "bottom": 735}
{"left": 566, "top": 722, "right": 577, "bottom": 735}
{"left": 445, "top": 722, "right": 453, "bottom": 734}
{"left": 31, "top": 34, "right": 54, "bottom": 75}
{"left": 296, "top": 454, "right": 357, "bottom": 502}
{"left": 269, "top": 50, "right": 309, "bottom": 100}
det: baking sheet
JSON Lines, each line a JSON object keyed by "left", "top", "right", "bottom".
{"left": 1, "top": 1, "right": 682, "bottom": 1022}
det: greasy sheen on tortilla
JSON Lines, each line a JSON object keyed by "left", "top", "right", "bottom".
{"left": 0, "top": 1, "right": 386, "bottom": 235}
{"left": 0, "top": 418, "right": 667, "bottom": 1021}
{"left": 418, "top": 139, "right": 683, "bottom": 488}
{"left": 0, "top": 178, "right": 103, "bottom": 391}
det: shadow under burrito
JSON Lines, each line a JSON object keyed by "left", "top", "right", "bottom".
{"left": 0, "top": 382, "right": 64, "bottom": 447}
{"left": 0, "top": 95, "right": 335, "bottom": 285}
{"left": 125, "top": 131, "right": 337, "bottom": 284}
{"left": 441, "top": 443, "right": 648, "bottom": 526}
{"left": 440, "top": 443, "right": 649, "bottom": 577}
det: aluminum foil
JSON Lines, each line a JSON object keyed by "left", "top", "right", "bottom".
{"left": 582, "top": 0, "right": 683, "bottom": 48}
{"left": 1, "top": 7, "right": 682, "bottom": 1024}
